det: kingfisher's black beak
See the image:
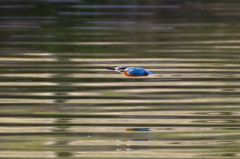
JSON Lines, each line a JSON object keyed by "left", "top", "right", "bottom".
{"left": 105, "top": 67, "right": 116, "bottom": 70}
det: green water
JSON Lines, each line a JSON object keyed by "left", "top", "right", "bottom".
{"left": 0, "top": 1, "right": 240, "bottom": 158}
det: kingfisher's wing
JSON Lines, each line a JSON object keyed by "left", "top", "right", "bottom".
{"left": 127, "top": 67, "right": 149, "bottom": 76}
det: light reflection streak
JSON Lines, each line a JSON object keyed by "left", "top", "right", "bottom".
{"left": 0, "top": 99, "right": 55, "bottom": 103}
{"left": 0, "top": 57, "right": 57, "bottom": 61}
{"left": 59, "top": 12, "right": 154, "bottom": 16}
{"left": 114, "top": 88, "right": 240, "bottom": 93}
{"left": 0, "top": 25, "right": 40, "bottom": 28}
{"left": 69, "top": 57, "right": 232, "bottom": 62}
{"left": 73, "top": 151, "right": 205, "bottom": 158}
{"left": 69, "top": 118, "right": 199, "bottom": 124}
{"left": 67, "top": 98, "right": 240, "bottom": 104}
{"left": 0, "top": 5, "right": 34, "bottom": 8}
{"left": 0, "top": 74, "right": 57, "bottom": 78}
{"left": 0, "top": 16, "right": 56, "bottom": 19}
{"left": 0, "top": 151, "right": 56, "bottom": 158}
{"left": 74, "top": 81, "right": 240, "bottom": 87}
{"left": 0, "top": 82, "right": 57, "bottom": 86}
{"left": 10, "top": 35, "right": 56, "bottom": 38}
{"left": 69, "top": 5, "right": 179, "bottom": 9}
{"left": 79, "top": 68, "right": 240, "bottom": 72}
{"left": 0, "top": 92, "right": 56, "bottom": 96}
{"left": 86, "top": 21, "right": 152, "bottom": 24}
{"left": 72, "top": 26, "right": 173, "bottom": 30}
{"left": 76, "top": 63, "right": 240, "bottom": 67}
{"left": 0, "top": 98, "right": 239, "bottom": 104}
{"left": 0, "top": 117, "right": 56, "bottom": 123}
{"left": 2, "top": 40, "right": 240, "bottom": 45}
{"left": 67, "top": 73, "right": 240, "bottom": 78}
{"left": 0, "top": 127, "right": 54, "bottom": 132}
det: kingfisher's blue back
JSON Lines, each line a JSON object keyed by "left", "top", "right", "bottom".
{"left": 127, "top": 67, "right": 151, "bottom": 76}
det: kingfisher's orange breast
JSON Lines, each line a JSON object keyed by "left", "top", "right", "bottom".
{"left": 124, "top": 71, "right": 139, "bottom": 77}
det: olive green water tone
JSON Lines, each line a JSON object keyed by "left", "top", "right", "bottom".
{"left": 0, "top": 1, "right": 240, "bottom": 159}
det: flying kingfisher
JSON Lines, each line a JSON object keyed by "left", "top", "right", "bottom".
{"left": 105, "top": 66, "right": 154, "bottom": 77}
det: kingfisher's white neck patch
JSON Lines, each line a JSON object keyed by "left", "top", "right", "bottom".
{"left": 125, "top": 68, "right": 130, "bottom": 71}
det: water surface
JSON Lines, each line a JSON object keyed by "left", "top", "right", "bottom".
{"left": 0, "top": 0, "right": 240, "bottom": 158}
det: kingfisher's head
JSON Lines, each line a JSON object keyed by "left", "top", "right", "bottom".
{"left": 105, "top": 66, "right": 128, "bottom": 72}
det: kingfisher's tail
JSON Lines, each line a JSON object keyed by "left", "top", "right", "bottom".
{"left": 147, "top": 71, "right": 154, "bottom": 76}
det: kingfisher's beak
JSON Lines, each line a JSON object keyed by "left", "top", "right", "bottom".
{"left": 105, "top": 67, "right": 116, "bottom": 70}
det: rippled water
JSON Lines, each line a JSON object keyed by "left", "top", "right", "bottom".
{"left": 0, "top": 1, "right": 240, "bottom": 158}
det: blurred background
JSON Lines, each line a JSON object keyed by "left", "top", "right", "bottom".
{"left": 0, "top": 0, "right": 240, "bottom": 158}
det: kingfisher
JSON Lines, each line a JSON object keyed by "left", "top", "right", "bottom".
{"left": 105, "top": 66, "right": 154, "bottom": 77}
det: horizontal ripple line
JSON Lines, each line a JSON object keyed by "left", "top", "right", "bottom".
{"left": 0, "top": 113, "right": 240, "bottom": 119}
{"left": 0, "top": 123, "right": 240, "bottom": 127}
{"left": 69, "top": 5, "right": 179, "bottom": 9}
{"left": 2, "top": 40, "right": 240, "bottom": 45}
